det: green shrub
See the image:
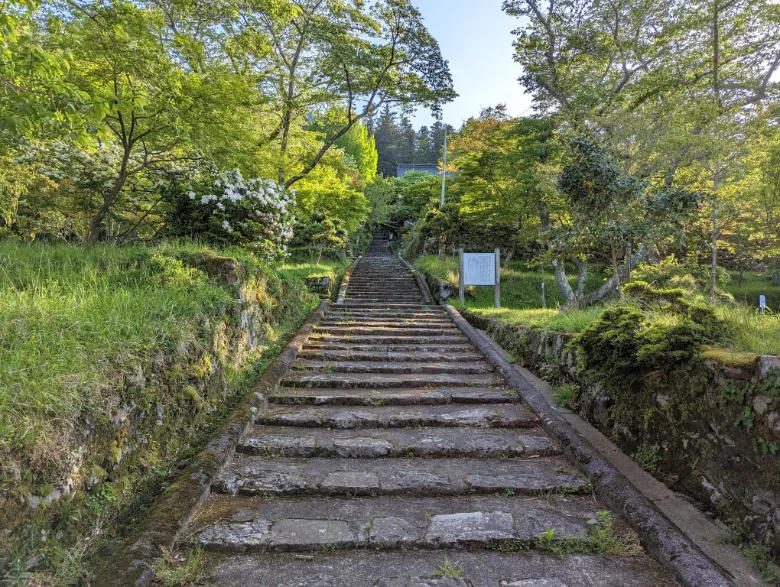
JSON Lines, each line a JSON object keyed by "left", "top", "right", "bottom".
{"left": 552, "top": 384, "right": 579, "bottom": 409}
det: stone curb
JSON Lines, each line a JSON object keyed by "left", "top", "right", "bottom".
{"left": 442, "top": 303, "right": 735, "bottom": 587}
{"left": 336, "top": 257, "right": 361, "bottom": 304}
{"left": 396, "top": 254, "right": 435, "bottom": 305}
{"left": 93, "top": 300, "right": 330, "bottom": 587}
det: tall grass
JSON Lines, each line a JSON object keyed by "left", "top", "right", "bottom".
{"left": 716, "top": 305, "right": 780, "bottom": 356}
{"left": 0, "top": 241, "right": 250, "bottom": 464}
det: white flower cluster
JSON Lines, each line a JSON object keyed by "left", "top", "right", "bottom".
{"left": 192, "top": 168, "right": 297, "bottom": 258}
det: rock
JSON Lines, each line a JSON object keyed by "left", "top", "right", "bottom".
{"left": 768, "top": 412, "right": 780, "bottom": 439}
{"left": 303, "top": 277, "right": 332, "bottom": 297}
{"left": 748, "top": 491, "right": 780, "bottom": 516}
{"left": 368, "top": 516, "right": 420, "bottom": 546}
{"left": 701, "top": 476, "right": 723, "bottom": 506}
{"left": 375, "top": 578, "right": 472, "bottom": 587}
{"left": 425, "top": 511, "right": 515, "bottom": 545}
{"left": 502, "top": 580, "right": 568, "bottom": 587}
{"left": 268, "top": 519, "right": 358, "bottom": 550}
{"left": 757, "top": 355, "right": 780, "bottom": 378}
{"left": 754, "top": 395, "right": 772, "bottom": 416}
{"left": 322, "top": 471, "right": 379, "bottom": 492}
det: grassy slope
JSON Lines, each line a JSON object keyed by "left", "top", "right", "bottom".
{"left": 0, "top": 241, "right": 320, "bottom": 479}
{"left": 414, "top": 255, "right": 780, "bottom": 356}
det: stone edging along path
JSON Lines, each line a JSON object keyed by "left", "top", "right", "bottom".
{"left": 93, "top": 300, "right": 330, "bottom": 587}
{"left": 399, "top": 253, "right": 736, "bottom": 586}
{"left": 99, "top": 249, "right": 731, "bottom": 586}
{"left": 441, "top": 303, "right": 734, "bottom": 587}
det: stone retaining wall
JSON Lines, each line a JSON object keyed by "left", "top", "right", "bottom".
{"left": 0, "top": 255, "right": 316, "bottom": 575}
{"left": 461, "top": 309, "right": 780, "bottom": 552}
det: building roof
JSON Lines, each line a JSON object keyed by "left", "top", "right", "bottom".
{"left": 396, "top": 163, "right": 455, "bottom": 178}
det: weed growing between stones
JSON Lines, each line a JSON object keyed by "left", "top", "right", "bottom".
{"left": 154, "top": 547, "right": 205, "bottom": 586}
{"left": 434, "top": 557, "right": 464, "bottom": 578}
{"left": 486, "top": 512, "right": 638, "bottom": 558}
{"left": 742, "top": 540, "right": 780, "bottom": 585}
{"left": 552, "top": 385, "right": 578, "bottom": 409}
{"left": 632, "top": 444, "right": 660, "bottom": 472}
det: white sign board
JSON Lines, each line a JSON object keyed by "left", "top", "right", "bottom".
{"left": 463, "top": 253, "right": 496, "bottom": 286}
{"left": 760, "top": 295, "right": 767, "bottom": 309}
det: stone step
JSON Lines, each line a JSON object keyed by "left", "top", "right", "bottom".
{"left": 280, "top": 372, "right": 498, "bottom": 389}
{"left": 237, "top": 426, "right": 556, "bottom": 459}
{"left": 338, "top": 303, "right": 438, "bottom": 309}
{"left": 193, "top": 494, "right": 599, "bottom": 553}
{"left": 290, "top": 360, "right": 494, "bottom": 375}
{"left": 302, "top": 343, "right": 476, "bottom": 353}
{"left": 325, "top": 312, "right": 447, "bottom": 320}
{"left": 256, "top": 404, "right": 539, "bottom": 429}
{"left": 213, "top": 456, "right": 586, "bottom": 497}
{"left": 195, "top": 547, "right": 676, "bottom": 586}
{"left": 269, "top": 387, "right": 517, "bottom": 406}
{"left": 314, "top": 327, "right": 460, "bottom": 337}
{"left": 319, "top": 319, "right": 454, "bottom": 328}
{"left": 297, "top": 350, "right": 484, "bottom": 362}
{"left": 307, "top": 335, "right": 469, "bottom": 345}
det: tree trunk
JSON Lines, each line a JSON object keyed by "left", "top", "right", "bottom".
{"left": 551, "top": 259, "right": 576, "bottom": 305}
{"left": 581, "top": 243, "right": 650, "bottom": 306}
{"left": 439, "top": 237, "right": 446, "bottom": 262}
{"left": 625, "top": 244, "right": 632, "bottom": 285}
{"left": 86, "top": 150, "right": 130, "bottom": 244}
{"left": 503, "top": 248, "right": 514, "bottom": 269}
{"left": 610, "top": 242, "right": 624, "bottom": 300}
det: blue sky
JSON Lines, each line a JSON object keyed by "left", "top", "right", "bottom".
{"left": 411, "top": 0, "right": 533, "bottom": 128}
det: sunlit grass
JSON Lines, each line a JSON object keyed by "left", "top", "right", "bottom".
{"left": 715, "top": 305, "right": 780, "bottom": 356}
{"left": 413, "top": 255, "right": 779, "bottom": 355}
{"left": 0, "top": 240, "right": 308, "bottom": 468}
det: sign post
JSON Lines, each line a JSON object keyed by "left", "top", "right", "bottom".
{"left": 760, "top": 295, "right": 767, "bottom": 316}
{"left": 458, "top": 249, "right": 501, "bottom": 308}
{"left": 494, "top": 248, "right": 501, "bottom": 309}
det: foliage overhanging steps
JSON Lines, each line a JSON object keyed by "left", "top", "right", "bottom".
{"left": 187, "top": 236, "right": 676, "bottom": 586}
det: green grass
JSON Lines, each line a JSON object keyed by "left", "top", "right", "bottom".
{"left": 715, "top": 305, "right": 780, "bottom": 356}
{"left": 0, "top": 240, "right": 313, "bottom": 473}
{"left": 725, "top": 271, "right": 780, "bottom": 312}
{"left": 278, "top": 259, "right": 348, "bottom": 282}
{"left": 414, "top": 255, "right": 780, "bottom": 355}
{"left": 414, "top": 255, "right": 606, "bottom": 310}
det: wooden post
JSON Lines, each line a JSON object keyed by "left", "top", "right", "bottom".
{"left": 458, "top": 247, "right": 465, "bottom": 304}
{"left": 494, "top": 248, "right": 501, "bottom": 308}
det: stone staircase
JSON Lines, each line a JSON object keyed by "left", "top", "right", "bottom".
{"left": 188, "top": 236, "right": 675, "bottom": 586}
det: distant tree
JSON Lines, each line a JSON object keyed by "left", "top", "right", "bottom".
{"left": 375, "top": 105, "right": 401, "bottom": 177}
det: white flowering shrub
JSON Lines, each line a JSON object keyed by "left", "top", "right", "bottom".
{"left": 165, "top": 169, "right": 296, "bottom": 259}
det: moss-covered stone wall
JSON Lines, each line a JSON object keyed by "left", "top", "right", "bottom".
{"left": 462, "top": 309, "right": 780, "bottom": 552}
{"left": 0, "top": 253, "right": 316, "bottom": 579}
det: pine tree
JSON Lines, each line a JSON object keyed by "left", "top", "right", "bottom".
{"left": 374, "top": 105, "right": 401, "bottom": 177}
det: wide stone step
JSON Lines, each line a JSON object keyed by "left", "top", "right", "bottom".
{"left": 194, "top": 494, "right": 599, "bottom": 553}
{"left": 256, "top": 404, "right": 538, "bottom": 429}
{"left": 237, "top": 426, "right": 556, "bottom": 458}
{"left": 195, "top": 546, "right": 676, "bottom": 586}
{"left": 308, "top": 335, "right": 469, "bottom": 345}
{"left": 280, "top": 372, "right": 498, "bottom": 389}
{"left": 325, "top": 311, "right": 447, "bottom": 320}
{"left": 320, "top": 319, "right": 454, "bottom": 328}
{"left": 339, "top": 302, "right": 438, "bottom": 311}
{"left": 290, "top": 360, "right": 493, "bottom": 375}
{"left": 213, "top": 456, "right": 587, "bottom": 497}
{"left": 302, "top": 343, "right": 476, "bottom": 353}
{"left": 314, "top": 327, "right": 459, "bottom": 337}
{"left": 269, "top": 387, "right": 518, "bottom": 406}
{"left": 297, "top": 350, "right": 484, "bottom": 362}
